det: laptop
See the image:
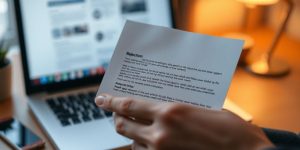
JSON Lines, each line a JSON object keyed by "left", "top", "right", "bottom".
{"left": 13, "top": 0, "right": 174, "bottom": 149}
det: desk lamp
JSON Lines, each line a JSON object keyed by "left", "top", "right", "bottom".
{"left": 238, "top": 0, "right": 294, "bottom": 77}
{"left": 223, "top": 0, "right": 292, "bottom": 120}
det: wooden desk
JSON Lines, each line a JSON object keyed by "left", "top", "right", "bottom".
{"left": 0, "top": 27, "right": 299, "bottom": 149}
{"left": 228, "top": 27, "right": 300, "bottom": 132}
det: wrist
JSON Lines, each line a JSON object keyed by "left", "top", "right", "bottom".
{"left": 238, "top": 125, "right": 276, "bottom": 150}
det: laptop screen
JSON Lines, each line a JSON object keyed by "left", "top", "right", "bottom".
{"left": 15, "top": 0, "right": 174, "bottom": 94}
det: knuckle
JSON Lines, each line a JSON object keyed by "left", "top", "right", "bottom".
{"left": 131, "top": 142, "right": 141, "bottom": 150}
{"left": 105, "top": 97, "right": 113, "bottom": 108}
{"left": 222, "top": 110, "right": 239, "bottom": 122}
{"left": 158, "top": 104, "right": 183, "bottom": 123}
{"left": 119, "top": 98, "right": 134, "bottom": 113}
{"left": 131, "top": 143, "right": 137, "bottom": 150}
{"left": 115, "top": 117, "right": 125, "bottom": 134}
{"left": 151, "top": 131, "right": 168, "bottom": 149}
{"left": 219, "top": 111, "right": 243, "bottom": 129}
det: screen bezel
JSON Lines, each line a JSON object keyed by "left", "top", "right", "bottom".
{"left": 14, "top": 0, "right": 176, "bottom": 95}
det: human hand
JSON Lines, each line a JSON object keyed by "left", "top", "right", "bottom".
{"left": 95, "top": 94, "right": 274, "bottom": 150}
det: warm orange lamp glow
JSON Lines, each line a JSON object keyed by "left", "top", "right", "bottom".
{"left": 237, "top": 0, "right": 279, "bottom": 6}
{"left": 242, "top": 0, "right": 294, "bottom": 77}
{"left": 224, "top": 98, "right": 252, "bottom": 122}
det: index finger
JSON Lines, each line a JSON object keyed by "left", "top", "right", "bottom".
{"left": 95, "top": 94, "right": 157, "bottom": 121}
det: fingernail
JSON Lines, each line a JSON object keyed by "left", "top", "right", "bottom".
{"left": 95, "top": 95, "right": 106, "bottom": 106}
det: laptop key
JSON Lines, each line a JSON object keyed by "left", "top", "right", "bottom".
{"left": 57, "top": 97, "right": 66, "bottom": 104}
{"left": 68, "top": 95, "right": 77, "bottom": 101}
{"left": 78, "top": 93, "right": 87, "bottom": 100}
{"left": 72, "top": 117, "right": 81, "bottom": 124}
{"left": 47, "top": 91, "right": 101, "bottom": 127}
{"left": 57, "top": 113, "right": 76, "bottom": 119}
{"left": 104, "top": 110, "right": 113, "bottom": 117}
{"left": 82, "top": 115, "right": 92, "bottom": 122}
{"left": 60, "top": 119, "right": 71, "bottom": 127}
{"left": 93, "top": 113, "right": 104, "bottom": 120}
{"left": 46, "top": 98, "right": 56, "bottom": 108}
{"left": 80, "top": 111, "right": 89, "bottom": 116}
{"left": 53, "top": 107, "right": 65, "bottom": 114}
{"left": 88, "top": 92, "right": 96, "bottom": 100}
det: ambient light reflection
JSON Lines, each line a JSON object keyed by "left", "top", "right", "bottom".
{"left": 249, "top": 60, "right": 270, "bottom": 74}
{"left": 0, "top": 0, "right": 8, "bottom": 13}
{"left": 237, "top": 0, "right": 279, "bottom": 6}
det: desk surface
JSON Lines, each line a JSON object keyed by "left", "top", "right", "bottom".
{"left": 227, "top": 27, "right": 300, "bottom": 132}
{"left": 0, "top": 27, "right": 299, "bottom": 150}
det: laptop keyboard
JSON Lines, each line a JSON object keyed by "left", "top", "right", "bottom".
{"left": 46, "top": 91, "right": 113, "bottom": 127}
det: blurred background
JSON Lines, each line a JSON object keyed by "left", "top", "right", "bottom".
{"left": 0, "top": 1, "right": 299, "bottom": 149}
{"left": 173, "top": 0, "right": 300, "bottom": 39}
{"left": 1, "top": 0, "right": 300, "bottom": 45}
